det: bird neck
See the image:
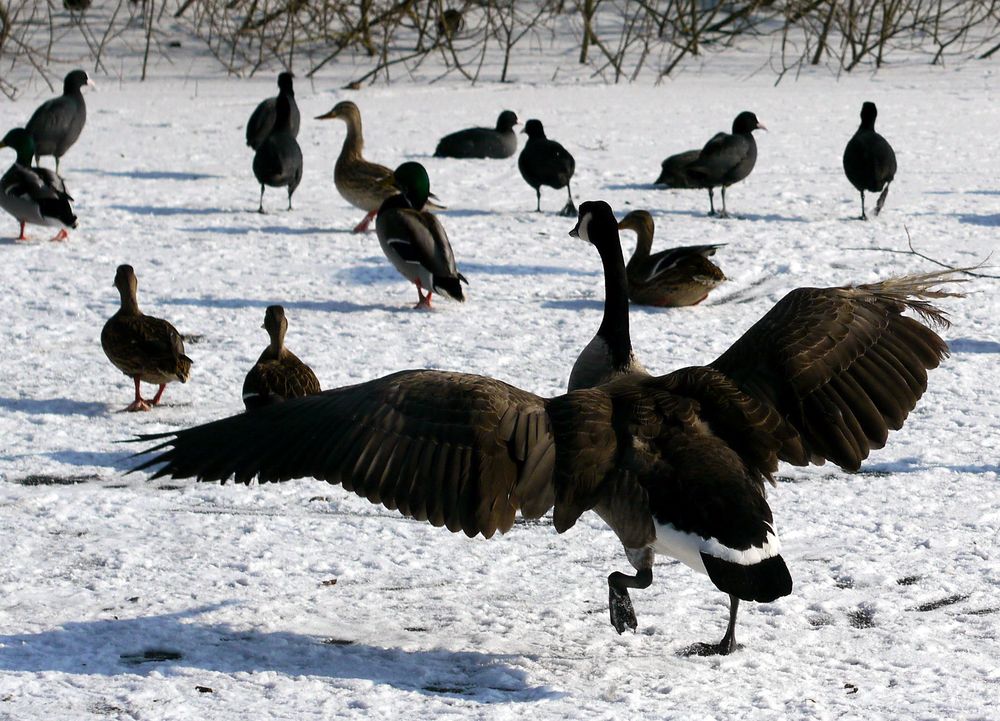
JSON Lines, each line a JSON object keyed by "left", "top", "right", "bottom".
{"left": 595, "top": 240, "right": 633, "bottom": 366}
{"left": 117, "top": 286, "right": 140, "bottom": 315}
{"left": 267, "top": 328, "right": 286, "bottom": 356}
{"left": 339, "top": 115, "right": 364, "bottom": 160}
{"left": 12, "top": 145, "right": 33, "bottom": 166}
{"left": 626, "top": 227, "right": 652, "bottom": 271}
{"left": 273, "top": 94, "right": 293, "bottom": 134}
{"left": 860, "top": 118, "right": 876, "bottom": 131}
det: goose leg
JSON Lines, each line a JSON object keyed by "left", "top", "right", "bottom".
{"left": 607, "top": 547, "right": 654, "bottom": 633}
{"left": 55, "top": 156, "right": 61, "bottom": 174}
{"left": 151, "top": 383, "right": 168, "bottom": 406}
{"left": 124, "top": 377, "right": 151, "bottom": 412}
{"left": 707, "top": 188, "right": 716, "bottom": 216}
{"left": 534, "top": 187, "right": 542, "bottom": 213}
{"left": 353, "top": 209, "right": 377, "bottom": 233}
{"left": 559, "top": 184, "right": 577, "bottom": 217}
{"left": 257, "top": 186, "right": 266, "bottom": 214}
{"left": 686, "top": 594, "right": 740, "bottom": 656}
{"left": 287, "top": 189, "right": 294, "bottom": 211}
{"left": 859, "top": 191, "right": 867, "bottom": 221}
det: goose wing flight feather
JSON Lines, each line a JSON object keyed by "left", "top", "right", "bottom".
{"left": 137, "top": 370, "right": 556, "bottom": 539}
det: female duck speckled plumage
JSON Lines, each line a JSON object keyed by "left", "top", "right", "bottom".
{"left": 375, "top": 162, "right": 467, "bottom": 309}
{"left": 619, "top": 210, "right": 725, "bottom": 307}
{"left": 243, "top": 305, "right": 321, "bottom": 409}
{"left": 0, "top": 128, "right": 78, "bottom": 241}
{"left": 102, "top": 265, "right": 192, "bottom": 412}
{"left": 137, "top": 198, "right": 958, "bottom": 653}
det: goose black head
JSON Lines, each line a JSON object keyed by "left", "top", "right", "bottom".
{"left": 569, "top": 200, "right": 620, "bottom": 250}
{"left": 732, "top": 111, "right": 766, "bottom": 134}
{"left": 860, "top": 101, "right": 878, "bottom": 129}
{"left": 522, "top": 119, "right": 546, "bottom": 139}
{"left": 496, "top": 110, "right": 519, "bottom": 132}
{"left": 277, "top": 72, "right": 295, "bottom": 95}
{"left": 65, "top": 69, "right": 94, "bottom": 94}
{"left": 0, "top": 128, "right": 36, "bottom": 166}
{"left": 393, "top": 161, "right": 431, "bottom": 210}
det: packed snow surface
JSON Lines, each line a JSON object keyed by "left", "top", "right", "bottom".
{"left": 0, "top": 39, "right": 998, "bottom": 721}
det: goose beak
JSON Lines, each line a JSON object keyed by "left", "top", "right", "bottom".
{"left": 568, "top": 223, "right": 580, "bottom": 238}
{"left": 315, "top": 109, "right": 338, "bottom": 120}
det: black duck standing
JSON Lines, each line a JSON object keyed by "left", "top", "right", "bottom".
{"left": 25, "top": 69, "right": 94, "bottom": 173}
{"left": 843, "top": 102, "right": 897, "bottom": 220}
{"left": 136, "top": 199, "right": 960, "bottom": 654}
{"left": 0, "top": 128, "right": 78, "bottom": 241}
{"left": 102, "top": 265, "right": 192, "bottom": 412}
{"left": 434, "top": 110, "right": 518, "bottom": 159}
{"left": 245, "top": 72, "right": 301, "bottom": 151}
{"left": 252, "top": 92, "right": 303, "bottom": 213}
{"left": 375, "top": 161, "right": 467, "bottom": 309}
{"left": 656, "top": 111, "right": 766, "bottom": 217}
{"left": 242, "top": 305, "right": 321, "bottom": 410}
{"left": 518, "top": 119, "right": 576, "bottom": 216}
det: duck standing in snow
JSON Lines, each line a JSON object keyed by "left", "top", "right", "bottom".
{"left": 252, "top": 91, "right": 302, "bottom": 213}
{"left": 375, "top": 162, "right": 467, "bottom": 309}
{"left": 245, "top": 72, "right": 300, "bottom": 151}
{"left": 315, "top": 101, "right": 398, "bottom": 233}
{"left": 25, "top": 69, "right": 94, "bottom": 173}
{"left": 518, "top": 119, "right": 576, "bottom": 216}
{"left": 242, "top": 305, "right": 321, "bottom": 410}
{"left": 656, "top": 111, "right": 766, "bottom": 217}
{"left": 102, "top": 265, "right": 192, "bottom": 412}
{"left": 843, "top": 102, "right": 897, "bottom": 220}
{"left": 434, "top": 110, "right": 519, "bottom": 159}
{"left": 0, "top": 128, "right": 78, "bottom": 241}
{"left": 618, "top": 210, "right": 725, "bottom": 307}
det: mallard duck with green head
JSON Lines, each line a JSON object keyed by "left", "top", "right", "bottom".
{"left": 376, "top": 162, "right": 467, "bottom": 309}
{"left": 0, "top": 128, "right": 78, "bottom": 241}
{"left": 101, "top": 265, "right": 192, "bottom": 412}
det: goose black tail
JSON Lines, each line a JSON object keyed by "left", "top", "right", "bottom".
{"left": 701, "top": 553, "right": 793, "bottom": 603}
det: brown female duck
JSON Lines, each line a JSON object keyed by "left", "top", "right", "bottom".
{"left": 242, "top": 305, "right": 321, "bottom": 409}
{"left": 101, "top": 265, "right": 192, "bottom": 412}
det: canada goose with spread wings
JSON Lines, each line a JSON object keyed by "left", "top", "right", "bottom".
{"left": 135, "top": 201, "right": 957, "bottom": 653}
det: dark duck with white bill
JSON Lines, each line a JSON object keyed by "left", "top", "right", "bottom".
{"left": 843, "top": 101, "right": 897, "bottom": 220}
{"left": 135, "top": 206, "right": 959, "bottom": 653}
{"left": 518, "top": 119, "right": 576, "bottom": 216}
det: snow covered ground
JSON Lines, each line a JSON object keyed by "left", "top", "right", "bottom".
{"left": 0, "top": 31, "right": 998, "bottom": 721}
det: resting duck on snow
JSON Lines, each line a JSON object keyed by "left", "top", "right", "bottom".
{"left": 136, "top": 200, "right": 959, "bottom": 654}
{"left": 618, "top": 210, "right": 725, "bottom": 307}
{"left": 375, "top": 161, "right": 467, "bottom": 309}
{"left": 0, "top": 128, "right": 78, "bottom": 241}
{"left": 102, "top": 265, "right": 192, "bottom": 412}
{"left": 242, "top": 305, "right": 321, "bottom": 410}
{"left": 434, "top": 110, "right": 519, "bottom": 159}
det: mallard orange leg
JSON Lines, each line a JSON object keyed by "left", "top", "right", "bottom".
{"left": 17, "top": 221, "right": 28, "bottom": 241}
{"left": 124, "top": 377, "right": 152, "bottom": 412}
{"left": 353, "top": 209, "right": 377, "bottom": 233}
{"left": 49, "top": 229, "right": 69, "bottom": 242}
{"left": 414, "top": 280, "right": 433, "bottom": 310}
{"left": 151, "top": 383, "right": 168, "bottom": 405}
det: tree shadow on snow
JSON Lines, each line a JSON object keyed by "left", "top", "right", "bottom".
{"left": 161, "top": 296, "right": 406, "bottom": 314}
{"left": 183, "top": 224, "right": 348, "bottom": 236}
{"left": 0, "top": 606, "right": 558, "bottom": 702}
{"left": 0, "top": 396, "right": 108, "bottom": 416}
{"left": 81, "top": 168, "right": 222, "bottom": 181}
{"left": 948, "top": 338, "right": 1000, "bottom": 354}
{"left": 112, "top": 204, "right": 230, "bottom": 217}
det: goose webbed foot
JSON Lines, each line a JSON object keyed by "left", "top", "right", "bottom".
{"left": 49, "top": 229, "right": 69, "bottom": 242}
{"left": 558, "top": 201, "right": 577, "bottom": 217}
{"left": 607, "top": 566, "right": 652, "bottom": 634}
{"left": 681, "top": 594, "right": 740, "bottom": 656}
{"left": 124, "top": 398, "right": 152, "bottom": 412}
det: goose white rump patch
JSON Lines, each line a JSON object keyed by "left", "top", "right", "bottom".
{"left": 652, "top": 522, "right": 781, "bottom": 575}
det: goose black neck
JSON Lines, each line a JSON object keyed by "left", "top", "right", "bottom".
{"left": 273, "top": 94, "right": 293, "bottom": 134}
{"left": 595, "top": 239, "right": 633, "bottom": 366}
